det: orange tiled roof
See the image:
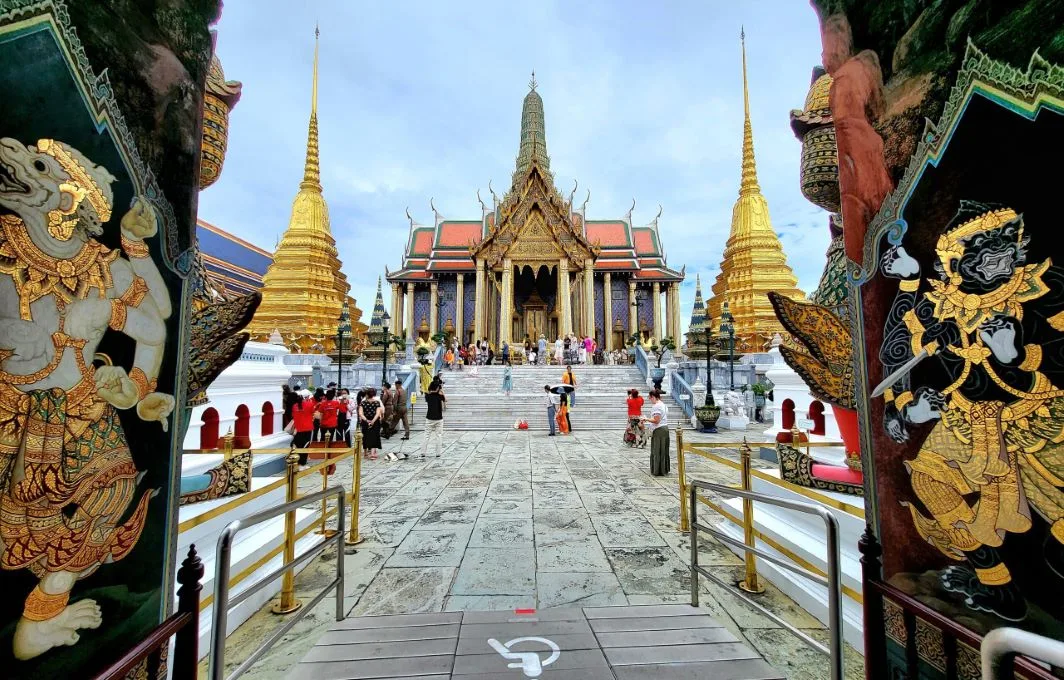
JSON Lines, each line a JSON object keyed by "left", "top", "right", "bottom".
{"left": 585, "top": 221, "right": 630, "bottom": 248}
{"left": 411, "top": 230, "right": 434, "bottom": 256}
{"left": 437, "top": 221, "right": 482, "bottom": 248}
{"left": 633, "top": 229, "right": 659, "bottom": 256}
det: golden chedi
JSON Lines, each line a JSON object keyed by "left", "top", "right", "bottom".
{"left": 247, "top": 29, "right": 359, "bottom": 353}
{"left": 707, "top": 30, "right": 804, "bottom": 350}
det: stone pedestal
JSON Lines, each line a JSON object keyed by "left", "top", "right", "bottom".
{"left": 689, "top": 379, "right": 707, "bottom": 429}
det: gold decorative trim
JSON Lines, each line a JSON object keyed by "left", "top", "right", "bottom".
{"left": 37, "top": 138, "right": 112, "bottom": 222}
{"left": 898, "top": 278, "right": 920, "bottom": 292}
{"left": 975, "top": 562, "right": 1012, "bottom": 586}
{"left": 1019, "top": 343, "right": 1042, "bottom": 371}
{"left": 883, "top": 598, "right": 906, "bottom": 645}
{"left": 23, "top": 586, "right": 69, "bottom": 622}
{"left": 915, "top": 617, "right": 946, "bottom": 672}
{"left": 121, "top": 235, "right": 150, "bottom": 258}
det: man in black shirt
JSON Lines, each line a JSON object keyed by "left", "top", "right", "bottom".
{"left": 420, "top": 377, "right": 446, "bottom": 458}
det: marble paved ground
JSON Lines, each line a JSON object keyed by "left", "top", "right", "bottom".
{"left": 214, "top": 426, "right": 864, "bottom": 679}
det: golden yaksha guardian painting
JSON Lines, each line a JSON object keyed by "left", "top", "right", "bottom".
{"left": 0, "top": 137, "right": 173, "bottom": 659}
{"left": 878, "top": 200, "right": 1064, "bottom": 622}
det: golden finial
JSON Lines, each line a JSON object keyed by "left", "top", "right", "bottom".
{"left": 529, "top": 70, "right": 537, "bottom": 91}
{"left": 301, "top": 25, "right": 321, "bottom": 191}
{"left": 739, "top": 26, "right": 760, "bottom": 197}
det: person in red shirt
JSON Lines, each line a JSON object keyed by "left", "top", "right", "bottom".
{"left": 291, "top": 395, "right": 316, "bottom": 464}
{"left": 624, "top": 389, "right": 647, "bottom": 448}
{"left": 316, "top": 389, "right": 341, "bottom": 441}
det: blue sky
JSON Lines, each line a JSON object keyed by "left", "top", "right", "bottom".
{"left": 200, "top": 0, "right": 830, "bottom": 337}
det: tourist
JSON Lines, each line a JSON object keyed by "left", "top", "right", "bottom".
{"left": 281, "top": 384, "right": 297, "bottom": 428}
{"left": 487, "top": 343, "right": 495, "bottom": 365}
{"left": 528, "top": 347, "right": 536, "bottom": 365}
{"left": 315, "top": 388, "right": 341, "bottom": 443}
{"left": 544, "top": 385, "right": 558, "bottom": 436}
{"left": 553, "top": 336, "right": 562, "bottom": 365}
{"left": 443, "top": 346, "right": 454, "bottom": 370}
{"left": 562, "top": 365, "right": 576, "bottom": 407}
{"left": 291, "top": 394, "right": 316, "bottom": 464}
{"left": 310, "top": 387, "right": 325, "bottom": 441}
{"left": 420, "top": 377, "right": 446, "bottom": 458}
{"left": 538, "top": 335, "right": 547, "bottom": 365}
{"left": 502, "top": 361, "right": 513, "bottom": 396}
{"left": 419, "top": 359, "right": 432, "bottom": 395}
{"left": 502, "top": 340, "right": 510, "bottom": 364}
{"left": 625, "top": 389, "right": 647, "bottom": 448}
{"left": 643, "top": 389, "right": 670, "bottom": 476}
{"left": 336, "top": 389, "right": 353, "bottom": 446}
{"left": 380, "top": 382, "right": 394, "bottom": 438}
{"left": 359, "top": 387, "right": 384, "bottom": 460}
{"left": 557, "top": 392, "right": 571, "bottom": 434}
{"left": 392, "top": 378, "right": 411, "bottom": 440}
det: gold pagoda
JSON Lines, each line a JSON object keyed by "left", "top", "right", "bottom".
{"left": 247, "top": 28, "right": 362, "bottom": 353}
{"left": 707, "top": 30, "right": 804, "bottom": 350}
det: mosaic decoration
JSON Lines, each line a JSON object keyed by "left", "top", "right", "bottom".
{"left": 439, "top": 277, "right": 457, "bottom": 334}
{"left": 198, "top": 55, "right": 241, "bottom": 191}
{"left": 0, "top": 1, "right": 198, "bottom": 675}
{"left": 593, "top": 276, "right": 604, "bottom": 345}
{"left": 413, "top": 287, "right": 430, "bottom": 336}
{"left": 178, "top": 451, "right": 251, "bottom": 506}
{"left": 859, "top": 43, "right": 1064, "bottom": 638}
{"left": 463, "top": 276, "right": 476, "bottom": 340}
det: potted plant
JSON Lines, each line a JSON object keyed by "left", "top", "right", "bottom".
{"left": 648, "top": 337, "right": 676, "bottom": 391}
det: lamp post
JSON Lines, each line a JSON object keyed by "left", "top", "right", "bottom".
{"left": 702, "top": 326, "right": 716, "bottom": 407}
{"left": 631, "top": 287, "right": 649, "bottom": 341}
{"left": 336, "top": 301, "right": 352, "bottom": 391}
{"left": 720, "top": 300, "right": 735, "bottom": 390}
{"left": 435, "top": 291, "right": 453, "bottom": 336}
{"left": 379, "top": 311, "right": 392, "bottom": 387}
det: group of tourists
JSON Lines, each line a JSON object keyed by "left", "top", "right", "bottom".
{"left": 281, "top": 379, "right": 413, "bottom": 463}
{"left": 526, "top": 333, "right": 598, "bottom": 365}
{"left": 623, "top": 388, "right": 670, "bottom": 476}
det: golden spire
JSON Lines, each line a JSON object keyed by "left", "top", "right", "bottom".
{"left": 247, "top": 26, "right": 364, "bottom": 353}
{"left": 739, "top": 26, "right": 760, "bottom": 197}
{"left": 301, "top": 23, "right": 321, "bottom": 191}
{"left": 706, "top": 28, "right": 804, "bottom": 349}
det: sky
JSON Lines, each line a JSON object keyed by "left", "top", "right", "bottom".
{"left": 200, "top": 0, "right": 831, "bottom": 338}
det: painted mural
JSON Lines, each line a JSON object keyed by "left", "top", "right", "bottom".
{"left": 0, "top": 2, "right": 195, "bottom": 676}
{"left": 858, "top": 43, "right": 1064, "bottom": 643}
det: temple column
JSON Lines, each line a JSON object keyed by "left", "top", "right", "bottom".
{"left": 664, "top": 284, "right": 674, "bottom": 342}
{"left": 583, "top": 259, "right": 595, "bottom": 339}
{"left": 391, "top": 282, "right": 401, "bottom": 332}
{"left": 501, "top": 258, "right": 513, "bottom": 344}
{"left": 628, "top": 279, "right": 637, "bottom": 336}
{"left": 670, "top": 284, "right": 682, "bottom": 342}
{"left": 474, "top": 258, "right": 485, "bottom": 340}
{"left": 404, "top": 281, "right": 415, "bottom": 340}
{"left": 455, "top": 274, "right": 464, "bottom": 344}
{"left": 558, "top": 258, "right": 571, "bottom": 336}
{"left": 603, "top": 272, "right": 613, "bottom": 350}
{"left": 429, "top": 279, "right": 439, "bottom": 335}
{"left": 652, "top": 281, "right": 662, "bottom": 342}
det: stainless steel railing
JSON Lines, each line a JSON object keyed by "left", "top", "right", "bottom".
{"left": 208, "top": 485, "right": 347, "bottom": 680}
{"left": 981, "top": 627, "right": 1064, "bottom": 679}
{"left": 688, "top": 479, "right": 843, "bottom": 680}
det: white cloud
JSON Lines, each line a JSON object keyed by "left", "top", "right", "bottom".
{"left": 199, "top": 0, "right": 829, "bottom": 338}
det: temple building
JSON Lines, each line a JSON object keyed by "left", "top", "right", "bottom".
{"left": 706, "top": 32, "right": 804, "bottom": 350}
{"left": 386, "top": 75, "right": 684, "bottom": 349}
{"left": 245, "top": 29, "right": 363, "bottom": 352}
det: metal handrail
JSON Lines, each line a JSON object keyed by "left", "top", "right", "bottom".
{"left": 688, "top": 479, "right": 843, "bottom": 680}
{"left": 208, "top": 485, "right": 346, "bottom": 680}
{"left": 981, "top": 627, "right": 1064, "bottom": 679}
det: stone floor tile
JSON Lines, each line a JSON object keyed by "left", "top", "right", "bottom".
{"left": 387, "top": 527, "right": 473, "bottom": 567}
{"left": 606, "top": 546, "right": 691, "bottom": 595}
{"left": 468, "top": 516, "right": 534, "bottom": 547}
{"left": 536, "top": 537, "right": 612, "bottom": 572}
{"left": 452, "top": 547, "right": 536, "bottom": 595}
{"left": 348, "top": 567, "right": 454, "bottom": 616}
{"left": 536, "top": 571, "right": 628, "bottom": 608}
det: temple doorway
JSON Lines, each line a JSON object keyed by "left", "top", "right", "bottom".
{"left": 513, "top": 264, "right": 558, "bottom": 343}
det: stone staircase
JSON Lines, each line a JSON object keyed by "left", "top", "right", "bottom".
{"left": 406, "top": 364, "right": 683, "bottom": 431}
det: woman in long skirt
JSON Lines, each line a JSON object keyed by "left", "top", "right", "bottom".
{"left": 556, "top": 393, "right": 571, "bottom": 434}
{"left": 644, "top": 390, "right": 670, "bottom": 475}
{"left": 501, "top": 362, "right": 513, "bottom": 396}
{"left": 359, "top": 387, "right": 384, "bottom": 460}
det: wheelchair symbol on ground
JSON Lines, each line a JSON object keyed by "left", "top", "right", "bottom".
{"left": 487, "top": 636, "right": 561, "bottom": 677}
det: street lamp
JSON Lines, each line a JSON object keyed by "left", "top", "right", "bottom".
{"left": 701, "top": 325, "right": 716, "bottom": 407}
{"left": 631, "top": 287, "right": 649, "bottom": 341}
{"left": 336, "top": 300, "right": 352, "bottom": 391}
{"left": 719, "top": 300, "right": 735, "bottom": 390}
{"left": 435, "top": 291, "right": 453, "bottom": 335}
{"left": 380, "top": 311, "right": 392, "bottom": 387}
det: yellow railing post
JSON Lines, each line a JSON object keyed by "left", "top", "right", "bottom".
{"left": 737, "top": 438, "right": 765, "bottom": 594}
{"left": 221, "top": 428, "right": 234, "bottom": 461}
{"left": 346, "top": 432, "right": 364, "bottom": 546}
{"left": 317, "top": 433, "right": 337, "bottom": 538}
{"left": 676, "top": 427, "right": 689, "bottom": 533}
{"left": 271, "top": 453, "right": 303, "bottom": 614}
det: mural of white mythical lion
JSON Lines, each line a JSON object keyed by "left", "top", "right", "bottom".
{"left": 0, "top": 137, "right": 173, "bottom": 660}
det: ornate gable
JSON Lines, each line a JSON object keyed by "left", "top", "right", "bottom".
{"left": 472, "top": 161, "right": 598, "bottom": 270}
